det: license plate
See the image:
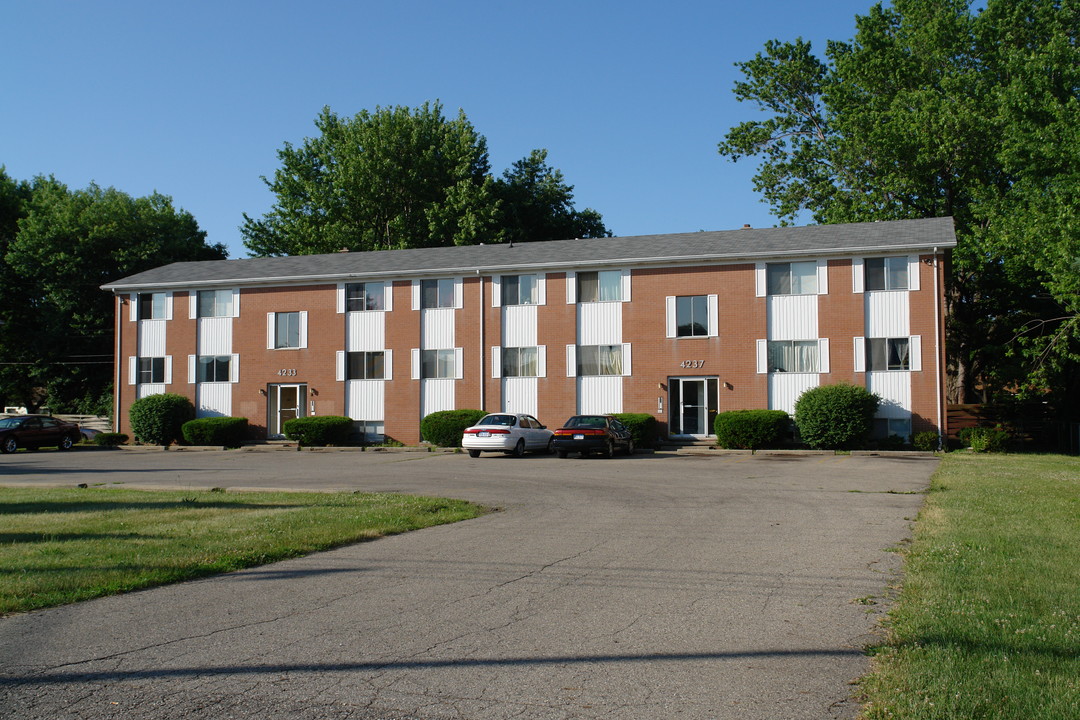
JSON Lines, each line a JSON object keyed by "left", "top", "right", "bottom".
{"left": 478, "top": 431, "right": 490, "bottom": 437}
{"left": 573, "top": 434, "right": 584, "bottom": 440}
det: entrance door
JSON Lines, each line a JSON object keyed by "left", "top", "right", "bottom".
{"left": 269, "top": 384, "right": 306, "bottom": 438}
{"left": 670, "top": 377, "right": 719, "bottom": 437}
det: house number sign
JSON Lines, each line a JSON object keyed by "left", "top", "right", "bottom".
{"left": 679, "top": 360, "right": 705, "bottom": 369}
{"left": 276, "top": 368, "right": 298, "bottom": 377}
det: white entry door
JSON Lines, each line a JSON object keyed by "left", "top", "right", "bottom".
{"left": 269, "top": 384, "right": 306, "bottom": 438}
{"left": 670, "top": 377, "right": 719, "bottom": 437}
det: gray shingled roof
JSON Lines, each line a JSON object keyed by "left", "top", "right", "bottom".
{"left": 102, "top": 217, "right": 956, "bottom": 291}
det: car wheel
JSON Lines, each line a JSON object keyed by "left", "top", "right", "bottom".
{"left": 0, "top": 436, "right": 15, "bottom": 454}
{"left": 603, "top": 440, "right": 614, "bottom": 458}
{"left": 625, "top": 439, "right": 635, "bottom": 456}
{"left": 58, "top": 435, "right": 74, "bottom": 451}
{"left": 512, "top": 439, "right": 526, "bottom": 458}
{"left": 556, "top": 449, "right": 568, "bottom": 459}
{"left": 468, "top": 449, "right": 481, "bottom": 458}
{"left": 545, "top": 438, "right": 555, "bottom": 454}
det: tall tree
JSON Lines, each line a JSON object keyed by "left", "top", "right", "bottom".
{"left": 718, "top": 0, "right": 1080, "bottom": 413}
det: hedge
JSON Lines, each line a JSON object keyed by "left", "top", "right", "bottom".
{"left": 282, "top": 416, "right": 353, "bottom": 446}
{"left": 421, "top": 409, "right": 487, "bottom": 447}
{"left": 93, "top": 432, "right": 128, "bottom": 447}
{"left": 713, "top": 410, "right": 790, "bottom": 450}
{"left": 611, "top": 413, "right": 658, "bottom": 450}
{"left": 129, "top": 393, "right": 195, "bottom": 446}
{"left": 793, "top": 383, "right": 879, "bottom": 450}
{"left": 181, "top": 417, "right": 249, "bottom": 448}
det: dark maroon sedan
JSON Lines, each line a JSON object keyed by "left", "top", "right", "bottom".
{"left": 0, "top": 415, "right": 81, "bottom": 453}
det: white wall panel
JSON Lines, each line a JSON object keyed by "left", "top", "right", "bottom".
{"left": 196, "top": 383, "right": 231, "bottom": 418}
{"left": 346, "top": 379, "right": 385, "bottom": 420}
{"left": 138, "top": 320, "right": 167, "bottom": 356}
{"left": 421, "top": 378, "right": 455, "bottom": 417}
{"left": 198, "top": 317, "right": 232, "bottom": 355}
{"left": 768, "top": 373, "right": 819, "bottom": 414}
{"left": 867, "top": 371, "right": 912, "bottom": 418}
{"left": 577, "top": 302, "right": 622, "bottom": 344}
{"left": 866, "top": 291, "right": 910, "bottom": 337}
{"left": 578, "top": 376, "right": 623, "bottom": 414}
{"left": 767, "top": 295, "right": 818, "bottom": 340}
{"left": 502, "top": 377, "right": 538, "bottom": 416}
{"left": 502, "top": 305, "right": 537, "bottom": 347}
{"left": 137, "top": 384, "right": 166, "bottom": 399}
{"left": 348, "top": 312, "right": 385, "bottom": 352}
{"left": 422, "top": 308, "right": 455, "bottom": 349}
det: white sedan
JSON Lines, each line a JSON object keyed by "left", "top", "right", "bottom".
{"left": 461, "top": 413, "right": 554, "bottom": 458}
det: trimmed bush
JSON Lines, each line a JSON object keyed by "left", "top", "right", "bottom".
{"left": 967, "top": 425, "right": 1010, "bottom": 453}
{"left": 713, "top": 409, "right": 790, "bottom": 450}
{"left": 282, "top": 416, "right": 353, "bottom": 446}
{"left": 913, "top": 430, "right": 939, "bottom": 452}
{"left": 612, "top": 413, "right": 658, "bottom": 450}
{"left": 181, "top": 417, "right": 249, "bottom": 448}
{"left": 421, "top": 409, "right": 487, "bottom": 447}
{"left": 129, "top": 393, "right": 195, "bottom": 446}
{"left": 793, "top": 384, "right": 880, "bottom": 450}
{"left": 94, "top": 432, "right": 128, "bottom": 447}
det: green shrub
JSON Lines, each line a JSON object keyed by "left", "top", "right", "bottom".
{"left": 181, "top": 417, "right": 249, "bottom": 448}
{"left": 793, "top": 384, "right": 880, "bottom": 450}
{"left": 612, "top": 413, "right": 658, "bottom": 450}
{"left": 94, "top": 432, "right": 128, "bottom": 447}
{"left": 421, "top": 409, "right": 487, "bottom": 447}
{"left": 129, "top": 393, "right": 195, "bottom": 446}
{"left": 713, "top": 409, "right": 790, "bottom": 450}
{"left": 282, "top": 416, "right": 353, "bottom": 446}
{"left": 968, "top": 425, "right": 1010, "bottom": 453}
{"left": 913, "top": 430, "right": 939, "bottom": 452}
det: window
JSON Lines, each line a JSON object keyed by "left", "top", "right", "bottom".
{"left": 421, "top": 279, "right": 456, "bottom": 309}
{"left": 873, "top": 418, "right": 912, "bottom": 441}
{"left": 865, "top": 257, "right": 908, "bottom": 291}
{"left": 502, "top": 347, "right": 539, "bottom": 377}
{"left": 578, "top": 345, "right": 624, "bottom": 376}
{"left": 197, "top": 355, "right": 231, "bottom": 383}
{"left": 346, "top": 351, "right": 386, "bottom": 380}
{"left": 274, "top": 312, "right": 301, "bottom": 349}
{"left": 138, "top": 292, "right": 166, "bottom": 320}
{"left": 767, "top": 340, "right": 819, "bottom": 372}
{"left": 676, "top": 296, "right": 709, "bottom": 337}
{"left": 578, "top": 270, "right": 621, "bottom": 302}
{"left": 501, "top": 274, "right": 537, "bottom": 305}
{"left": 138, "top": 357, "right": 165, "bottom": 384}
{"left": 345, "top": 282, "right": 385, "bottom": 311}
{"left": 867, "top": 338, "right": 911, "bottom": 371}
{"left": 197, "top": 289, "right": 234, "bottom": 318}
{"left": 767, "top": 262, "right": 817, "bottom": 295}
{"left": 421, "top": 349, "right": 456, "bottom": 379}
{"left": 353, "top": 421, "right": 385, "bottom": 443}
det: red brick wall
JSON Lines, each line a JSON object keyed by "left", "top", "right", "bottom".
{"left": 818, "top": 259, "right": 863, "bottom": 381}
{"left": 535, "top": 273, "right": 578, "bottom": 427}
{"left": 384, "top": 281, "right": 421, "bottom": 444}
{"left": 909, "top": 254, "right": 947, "bottom": 435}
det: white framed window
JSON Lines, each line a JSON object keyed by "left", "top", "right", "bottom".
{"left": 577, "top": 344, "right": 630, "bottom": 376}
{"left": 346, "top": 282, "right": 386, "bottom": 312}
{"left": 666, "top": 295, "right": 718, "bottom": 338}
{"left": 873, "top": 417, "right": 912, "bottom": 441}
{"left": 346, "top": 351, "right": 387, "bottom": 380}
{"left": 767, "top": 340, "right": 819, "bottom": 373}
{"left": 577, "top": 270, "right": 624, "bottom": 302}
{"left": 420, "top": 349, "right": 459, "bottom": 379}
{"left": 501, "top": 274, "right": 538, "bottom": 306}
{"left": 197, "top": 355, "right": 232, "bottom": 383}
{"left": 137, "top": 292, "right": 169, "bottom": 320}
{"left": 267, "top": 311, "right": 307, "bottom": 350}
{"left": 420, "top": 278, "right": 457, "bottom": 309}
{"left": 865, "top": 257, "right": 909, "bottom": 291}
{"left": 767, "top": 262, "right": 818, "bottom": 295}
{"left": 857, "top": 335, "right": 921, "bottom": 372}
{"left": 502, "top": 346, "right": 539, "bottom": 377}
{"left": 130, "top": 356, "right": 172, "bottom": 385}
{"left": 197, "top": 289, "right": 235, "bottom": 318}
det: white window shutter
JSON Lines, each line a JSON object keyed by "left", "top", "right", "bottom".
{"left": 537, "top": 275, "right": 547, "bottom": 305}
{"left": 189, "top": 291, "right": 198, "bottom": 319}
{"left": 165, "top": 293, "right": 174, "bottom": 320}
{"left": 537, "top": 345, "right": 547, "bottom": 377}
{"left": 665, "top": 296, "right": 676, "bottom": 338}
{"left": 707, "top": 294, "right": 719, "bottom": 337}
{"left": 492, "top": 276, "right": 502, "bottom": 307}
{"left": 818, "top": 338, "right": 830, "bottom": 373}
{"left": 188, "top": 355, "right": 196, "bottom": 384}
{"left": 231, "top": 288, "right": 240, "bottom": 318}
{"left": 492, "top": 346, "right": 502, "bottom": 378}
{"left": 411, "top": 280, "right": 420, "bottom": 310}
{"left": 852, "top": 258, "right": 865, "bottom": 294}
{"left": 756, "top": 339, "right": 768, "bottom": 374}
{"left": 411, "top": 348, "right": 420, "bottom": 380}
{"left": 454, "top": 347, "right": 463, "bottom": 379}
{"left": 230, "top": 354, "right": 239, "bottom": 383}
{"left": 622, "top": 343, "right": 632, "bottom": 376}
{"left": 383, "top": 283, "right": 393, "bottom": 311}
{"left": 454, "top": 277, "right": 463, "bottom": 309}
{"left": 909, "top": 335, "right": 922, "bottom": 371}
{"left": 566, "top": 345, "right": 577, "bottom": 376}
{"left": 908, "top": 256, "right": 921, "bottom": 291}
{"left": 854, "top": 337, "right": 866, "bottom": 373}
{"left": 128, "top": 356, "right": 137, "bottom": 385}
{"left": 164, "top": 356, "right": 173, "bottom": 385}
{"left": 383, "top": 349, "right": 392, "bottom": 380}
{"left": 621, "top": 269, "right": 631, "bottom": 302}
{"left": 129, "top": 294, "right": 137, "bottom": 322}
{"left": 755, "top": 263, "right": 766, "bottom": 297}
{"left": 336, "top": 351, "right": 345, "bottom": 382}
{"left": 336, "top": 284, "right": 345, "bottom": 314}
{"left": 817, "top": 260, "right": 829, "bottom": 295}
{"left": 298, "top": 311, "right": 308, "bottom": 349}
{"left": 266, "top": 313, "right": 275, "bottom": 350}
{"left": 565, "top": 271, "right": 577, "bottom": 304}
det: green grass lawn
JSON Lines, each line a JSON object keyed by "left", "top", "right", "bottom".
{"left": 861, "top": 453, "right": 1080, "bottom": 719}
{"left": 0, "top": 486, "right": 486, "bottom": 615}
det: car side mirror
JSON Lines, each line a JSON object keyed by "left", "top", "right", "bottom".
{"left": 539, "top": 425, "right": 546, "bottom": 429}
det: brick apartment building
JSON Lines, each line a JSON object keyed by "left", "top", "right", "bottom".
{"left": 102, "top": 217, "right": 956, "bottom": 445}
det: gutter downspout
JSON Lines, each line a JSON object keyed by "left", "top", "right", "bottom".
{"left": 478, "top": 269, "right": 485, "bottom": 412}
{"left": 114, "top": 294, "right": 122, "bottom": 432}
{"left": 933, "top": 249, "right": 943, "bottom": 450}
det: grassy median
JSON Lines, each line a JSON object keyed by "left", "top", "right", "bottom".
{"left": 861, "top": 453, "right": 1080, "bottom": 719}
{"left": 0, "top": 486, "right": 485, "bottom": 615}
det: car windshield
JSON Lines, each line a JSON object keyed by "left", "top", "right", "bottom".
{"left": 479, "top": 414, "right": 516, "bottom": 427}
{"left": 0, "top": 417, "right": 23, "bottom": 429}
{"left": 564, "top": 416, "right": 607, "bottom": 429}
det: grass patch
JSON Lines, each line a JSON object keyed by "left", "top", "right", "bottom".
{"left": 0, "top": 487, "right": 486, "bottom": 615}
{"left": 860, "top": 453, "right": 1080, "bottom": 719}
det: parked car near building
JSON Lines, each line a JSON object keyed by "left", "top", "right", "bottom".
{"left": 552, "top": 415, "right": 633, "bottom": 458}
{"left": 461, "top": 413, "right": 554, "bottom": 457}
{"left": 0, "top": 415, "right": 82, "bottom": 453}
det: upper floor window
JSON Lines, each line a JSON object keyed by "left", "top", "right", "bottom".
{"left": 578, "top": 345, "right": 624, "bottom": 376}
{"left": 502, "top": 347, "right": 539, "bottom": 377}
{"left": 578, "top": 270, "right": 621, "bottom": 302}
{"left": 676, "top": 296, "right": 709, "bottom": 337}
{"left": 502, "top": 274, "right": 538, "bottom": 305}
{"left": 138, "top": 357, "right": 166, "bottom": 384}
{"left": 421, "top": 349, "right": 456, "bottom": 379}
{"left": 767, "top": 340, "right": 819, "bottom": 373}
{"left": 767, "top": 262, "right": 817, "bottom": 295}
{"left": 346, "top": 282, "right": 385, "bottom": 312}
{"left": 198, "top": 289, "right": 234, "bottom": 318}
{"left": 421, "top": 279, "right": 456, "bottom": 309}
{"left": 197, "top": 355, "right": 231, "bottom": 383}
{"left": 274, "top": 312, "right": 301, "bottom": 349}
{"left": 346, "top": 351, "right": 386, "bottom": 380}
{"left": 138, "top": 292, "right": 166, "bottom": 320}
{"left": 865, "top": 257, "right": 908, "bottom": 291}
{"left": 867, "top": 338, "right": 910, "bottom": 371}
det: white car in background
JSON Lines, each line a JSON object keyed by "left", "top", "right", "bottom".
{"left": 461, "top": 413, "right": 554, "bottom": 458}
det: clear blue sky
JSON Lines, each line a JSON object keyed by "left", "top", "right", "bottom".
{"left": 2, "top": 0, "right": 877, "bottom": 259}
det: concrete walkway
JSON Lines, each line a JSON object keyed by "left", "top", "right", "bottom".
{"left": 0, "top": 450, "right": 935, "bottom": 719}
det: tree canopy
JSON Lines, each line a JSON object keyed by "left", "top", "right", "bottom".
{"left": 718, "top": 0, "right": 1080, "bottom": 414}
{"left": 242, "top": 102, "right": 609, "bottom": 257}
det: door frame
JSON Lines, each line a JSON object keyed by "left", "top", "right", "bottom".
{"left": 668, "top": 376, "right": 719, "bottom": 438}
{"left": 267, "top": 383, "right": 307, "bottom": 439}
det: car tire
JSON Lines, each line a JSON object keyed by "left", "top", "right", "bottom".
{"left": 512, "top": 439, "right": 526, "bottom": 458}
{"left": 546, "top": 438, "right": 555, "bottom": 454}
{"left": 0, "top": 436, "right": 15, "bottom": 454}
{"left": 58, "top": 435, "right": 74, "bottom": 451}
{"left": 625, "top": 439, "right": 635, "bottom": 456}
{"left": 556, "top": 449, "right": 568, "bottom": 459}
{"left": 468, "top": 449, "right": 481, "bottom": 458}
{"left": 603, "top": 440, "right": 614, "bottom": 458}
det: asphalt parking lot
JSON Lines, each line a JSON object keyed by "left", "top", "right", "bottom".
{"left": 0, "top": 448, "right": 936, "bottom": 719}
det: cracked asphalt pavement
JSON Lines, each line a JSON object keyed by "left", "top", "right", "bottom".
{"left": 0, "top": 449, "right": 935, "bottom": 719}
